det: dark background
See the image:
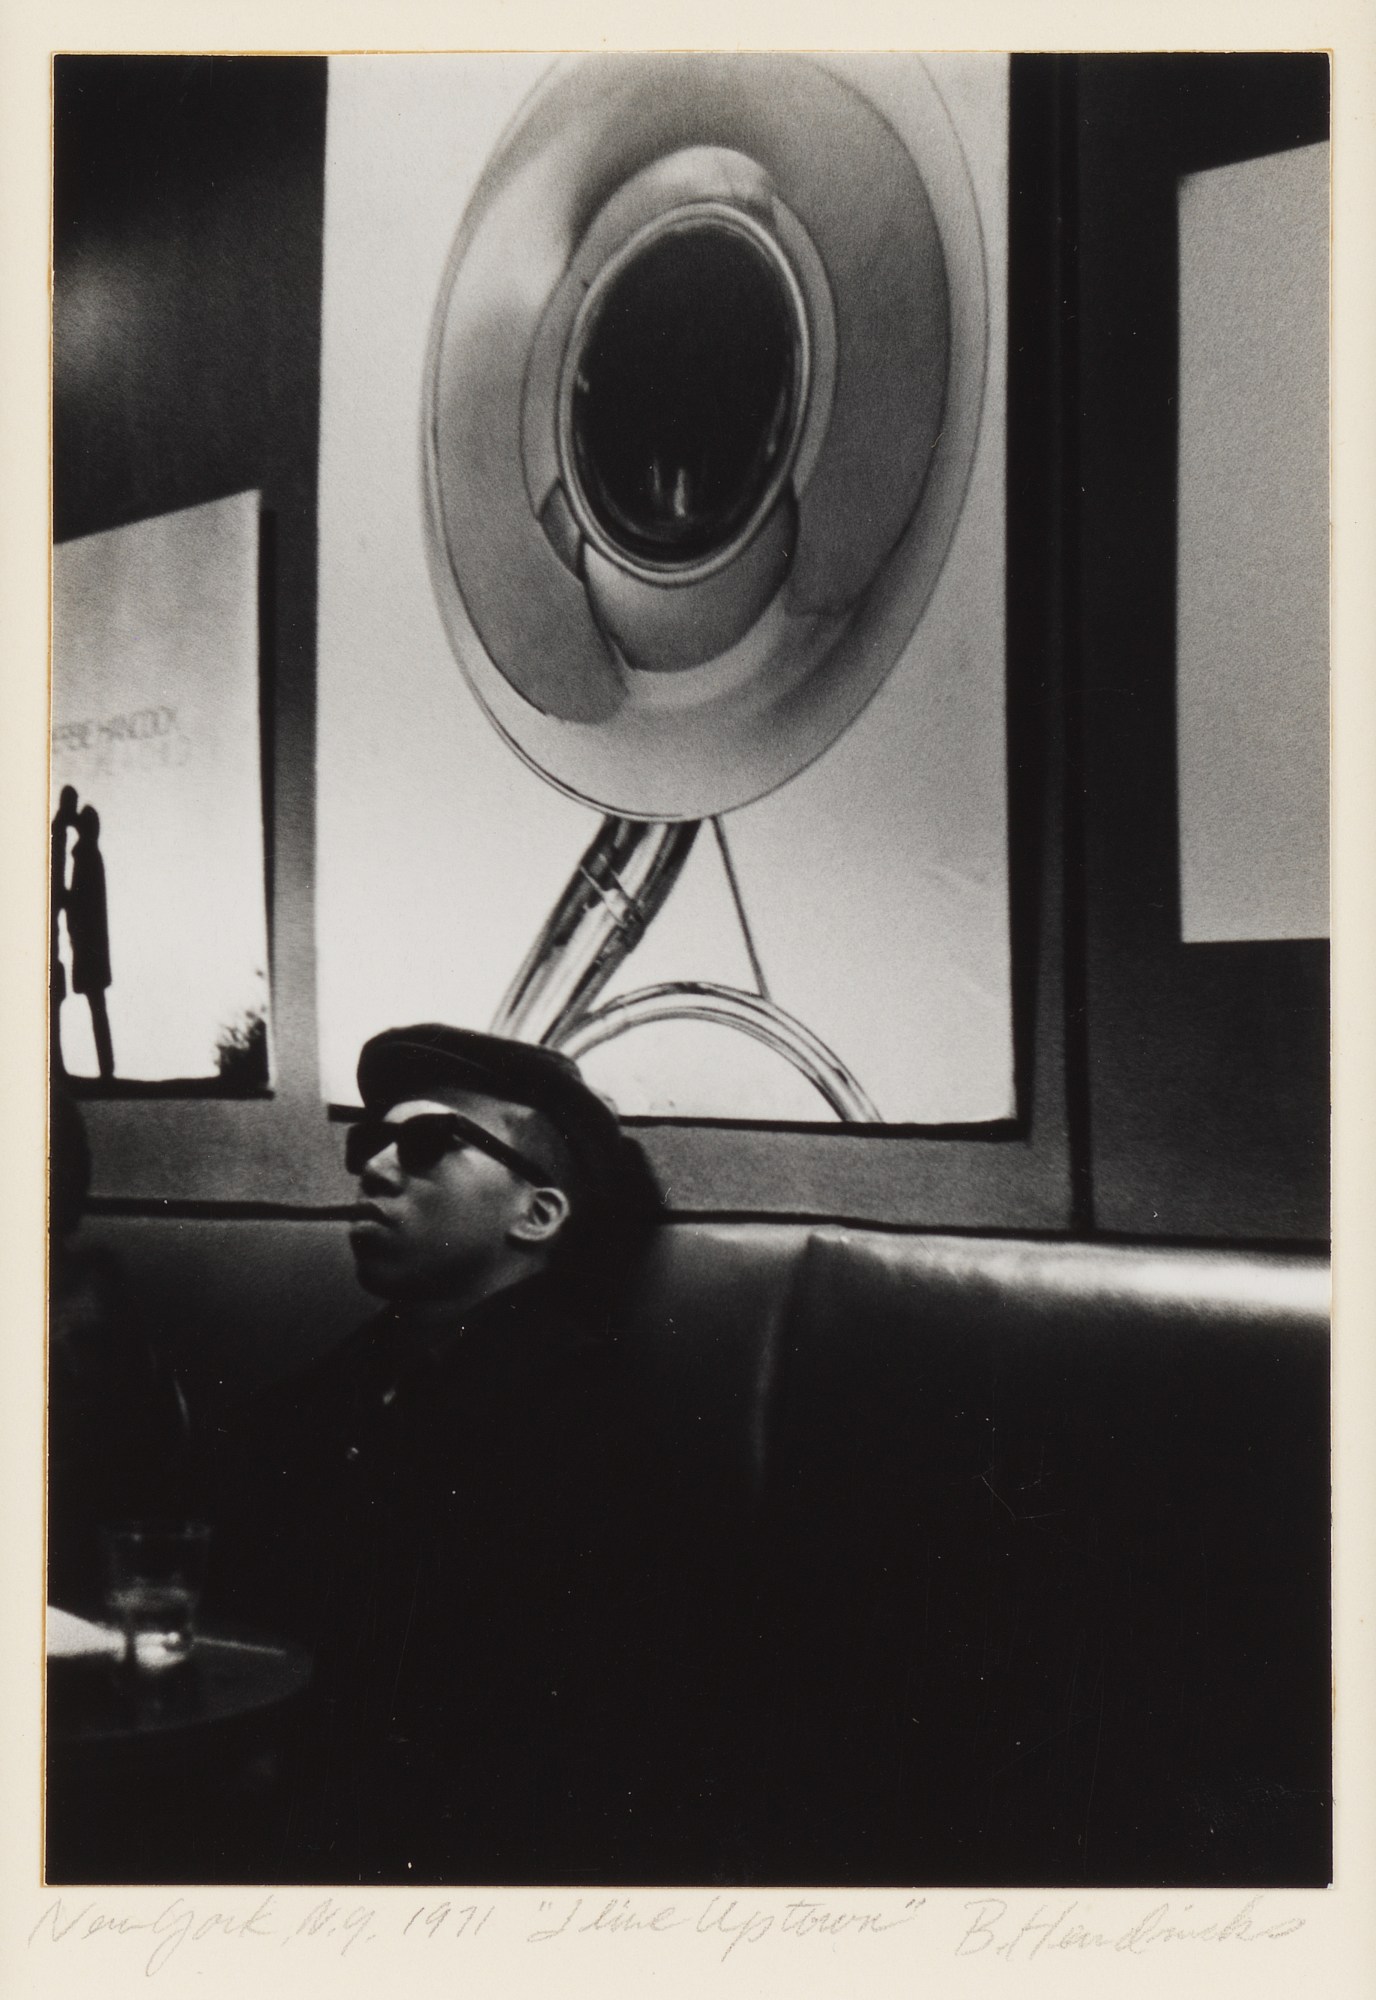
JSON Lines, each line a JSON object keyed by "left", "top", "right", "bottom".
{"left": 52, "top": 53, "right": 1329, "bottom": 1243}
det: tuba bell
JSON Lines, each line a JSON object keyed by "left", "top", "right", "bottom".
{"left": 422, "top": 55, "right": 989, "bottom": 1118}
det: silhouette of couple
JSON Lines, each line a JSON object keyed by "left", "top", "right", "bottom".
{"left": 51, "top": 786, "right": 115, "bottom": 1082}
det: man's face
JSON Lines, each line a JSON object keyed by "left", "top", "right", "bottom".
{"left": 346, "top": 1089, "right": 545, "bottom": 1303}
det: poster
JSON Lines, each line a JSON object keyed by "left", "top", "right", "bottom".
{"left": 50, "top": 493, "right": 271, "bottom": 1088}
{"left": 314, "top": 54, "right": 1014, "bottom": 1125}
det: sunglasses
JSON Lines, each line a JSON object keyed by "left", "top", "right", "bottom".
{"left": 344, "top": 1112, "right": 552, "bottom": 1186}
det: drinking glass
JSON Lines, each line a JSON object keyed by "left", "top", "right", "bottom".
{"left": 101, "top": 1522, "right": 212, "bottom": 1671}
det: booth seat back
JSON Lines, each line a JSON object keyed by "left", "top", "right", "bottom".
{"left": 80, "top": 1212, "right": 1330, "bottom": 1885}
{"left": 754, "top": 1229, "right": 1330, "bottom": 1885}
{"left": 80, "top": 1212, "right": 815, "bottom": 1415}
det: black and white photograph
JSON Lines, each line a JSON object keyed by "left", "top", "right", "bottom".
{"left": 13, "top": 13, "right": 1371, "bottom": 1988}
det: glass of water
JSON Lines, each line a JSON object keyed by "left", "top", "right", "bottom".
{"left": 101, "top": 1523, "right": 212, "bottom": 1671}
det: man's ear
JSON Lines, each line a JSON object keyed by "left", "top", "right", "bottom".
{"left": 508, "top": 1184, "right": 571, "bottom": 1248}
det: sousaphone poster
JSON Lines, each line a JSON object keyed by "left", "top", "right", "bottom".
{"left": 315, "top": 55, "right": 1013, "bottom": 1124}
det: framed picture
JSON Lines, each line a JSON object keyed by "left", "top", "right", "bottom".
{"left": 51, "top": 492, "right": 272, "bottom": 1093}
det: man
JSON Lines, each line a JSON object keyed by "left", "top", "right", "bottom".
{"left": 219, "top": 1025, "right": 661, "bottom": 1885}
{"left": 47, "top": 1087, "right": 194, "bottom": 1609}
{"left": 343, "top": 1020, "right": 629, "bottom": 1322}
{"left": 49, "top": 784, "right": 78, "bottom": 1077}
{"left": 67, "top": 803, "right": 116, "bottom": 1082}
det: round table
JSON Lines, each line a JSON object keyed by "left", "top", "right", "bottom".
{"left": 47, "top": 1633, "right": 312, "bottom": 1883}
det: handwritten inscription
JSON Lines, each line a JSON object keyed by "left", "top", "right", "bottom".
{"left": 26, "top": 1889, "right": 923, "bottom": 1977}
{"left": 528, "top": 1893, "right": 924, "bottom": 1959}
{"left": 955, "top": 1894, "right": 1306, "bottom": 1960}
{"left": 26, "top": 1887, "right": 1306, "bottom": 1980}
{"left": 30, "top": 1892, "right": 294, "bottom": 1979}
{"left": 400, "top": 1900, "right": 497, "bottom": 1940}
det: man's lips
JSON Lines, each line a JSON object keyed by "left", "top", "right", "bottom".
{"left": 348, "top": 1203, "right": 395, "bottom": 1236}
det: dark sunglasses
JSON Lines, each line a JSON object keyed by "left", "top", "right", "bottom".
{"left": 344, "top": 1112, "right": 551, "bottom": 1186}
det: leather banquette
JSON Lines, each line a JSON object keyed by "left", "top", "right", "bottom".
{"left": 82, "top": 1211, "right": 1331, "bottom": 1886}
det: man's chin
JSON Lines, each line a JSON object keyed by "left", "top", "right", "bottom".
{"left": 348, "top": 1240, "right": 461, "bottom": 1305}
{"left": 348, "top": 1249, "right": 506, "bottom": 1311}
{"left": 349, "top": 1237, "right": 401, "bottom": 1298}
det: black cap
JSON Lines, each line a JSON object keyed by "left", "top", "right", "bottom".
{"left": 356, "top": 1023, "right": 626, "bottom": 1195}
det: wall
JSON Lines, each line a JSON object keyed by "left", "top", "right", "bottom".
{"left": 52, "top": 55, "right": 1328, "bottom": 1248}
{"left": 54, "top": 55, "right": 337, "bottom": 1205}
{"left": 1073, "top": 56, "right": 1330, "bottom": 1240}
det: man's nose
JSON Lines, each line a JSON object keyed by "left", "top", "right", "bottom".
{"left": 359, "top": 1142, "right": 405, "bottom": 1190}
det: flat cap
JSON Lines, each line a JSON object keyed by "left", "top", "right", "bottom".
{"left": 356, "top": 1023, "right": 625, "bottom": 1192}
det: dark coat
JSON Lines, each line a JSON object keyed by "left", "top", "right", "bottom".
{"left": 51, "top": 815, "right": 72, "bottom": 1000}
{"left": 213, "top": 1274, "right": 675, "bottom": 1884}
{"left": 68, "top": 832, "right": 111, "bottom": 995}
